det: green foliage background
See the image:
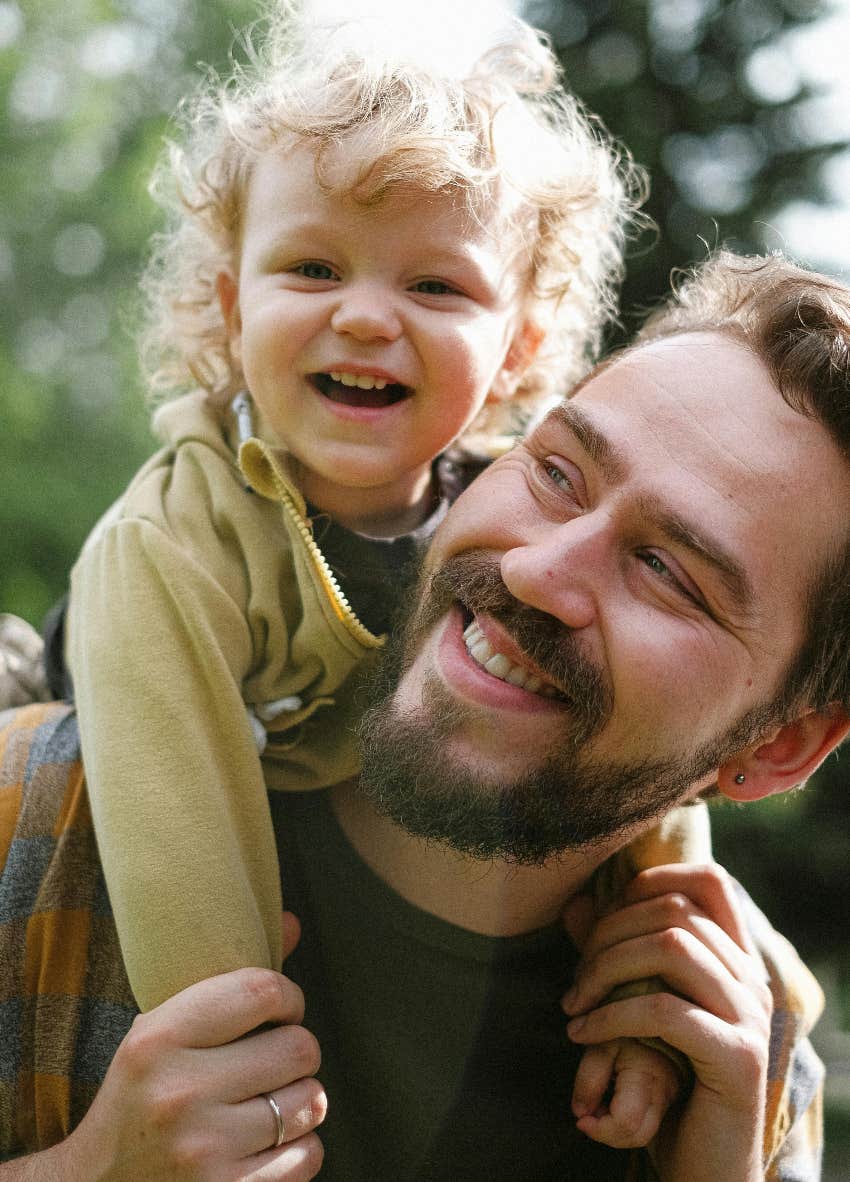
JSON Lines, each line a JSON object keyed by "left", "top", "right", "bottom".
{"left": 2, "top": 0, "right": 849, "bottom": 1165}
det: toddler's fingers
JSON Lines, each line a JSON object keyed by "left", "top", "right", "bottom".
{"left": 576, "top": 1044, "right": 681, "bottom": 1150}
{"left": 577, "top": 1096, "right": 665, "bottom": 1150}
{"left": 571, "top": 1041, "right": 619, "bottom": 1119}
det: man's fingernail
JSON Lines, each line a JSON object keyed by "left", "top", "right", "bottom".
{"left": 572, "top": 1101, "right": 588, "bottom": 1118}
{"left": 561, "top": 987, "right": 577, "bottom": 1011}
{"left": 567, "top": 1016, "right": 586, "bottom": 1037}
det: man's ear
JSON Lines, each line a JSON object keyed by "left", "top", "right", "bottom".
{"left": 717, "top": 705, "right": 850, "bottom": 801}
{"left": 488, "top": 320, "right": 546, "bottom": 403}
{"left": 216, "top": 271, "right": 242, "bottom": 362}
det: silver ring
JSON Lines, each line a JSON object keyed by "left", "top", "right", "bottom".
{"left": 265, "top": 1092, "right": 286, "bottom": 1148}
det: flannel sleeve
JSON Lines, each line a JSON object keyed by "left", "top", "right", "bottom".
{"left": 0, "top": 703, "right": 137, "bottom": 1160}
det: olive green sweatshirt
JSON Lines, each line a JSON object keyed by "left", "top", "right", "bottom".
{"left": 67, "top": 392, "right": 383, "bottom": 1010}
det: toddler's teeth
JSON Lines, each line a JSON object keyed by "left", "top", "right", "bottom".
{"left": 330, "top": 371, "right": 341, "bottom": 382}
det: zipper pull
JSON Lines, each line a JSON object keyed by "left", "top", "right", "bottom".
{"left": 232, "top": 391, "right": 255, "bottom": 444}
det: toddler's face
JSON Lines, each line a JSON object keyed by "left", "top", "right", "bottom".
{"left": 218, "top": 142, "right": 537, "bottom": 532}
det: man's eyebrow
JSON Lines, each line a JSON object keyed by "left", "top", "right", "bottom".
{"left": 550, "top": 402, "right": 627, "bottom": 483}
{"left": 548, "top": 401, "right": 754, "bottom": 615}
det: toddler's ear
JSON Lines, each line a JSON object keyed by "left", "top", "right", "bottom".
{"left": 488, "top": 320, "right": 546, "bottom": 403}
{"left": 216, "top": 271, "right": 242, "bottom": 349}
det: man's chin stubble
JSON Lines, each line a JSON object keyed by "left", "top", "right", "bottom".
{"left": 355, "top": 668, "right": 705, "bottom": 865}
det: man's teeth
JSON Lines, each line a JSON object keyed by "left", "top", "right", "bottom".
{"left": 462, "top": 621, "right": 560, "bottom": 698}
{"left": 329, "top": 371, "right": 388, "bottom": 390}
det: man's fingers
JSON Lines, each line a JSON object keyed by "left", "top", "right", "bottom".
{"left": 564, "top": 928, "right": 757, "bottom": 1023}
{"left": 244, "top": 1131, "right": 325, "bottom": 1180}
{"left": 567, "top": 992, "right": 769, "bottom": 1105}
{"left": 221, "top": 1077, "right": 327, "bottom": 1160}
{"left": 573, "top": 899, "right": 761, "bottom": 993}
{"left": 132, "top": 968, "right": 306, "bottom": 1050}
{"left": 622, "top": 864, "right": 752, "bottom": 953}
{"left": 208, "top": 1022, "right": 322, "bottom": 1102}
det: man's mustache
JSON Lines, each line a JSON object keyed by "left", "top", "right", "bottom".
{"left": 420, "top": 551, "right": 613, "bottom": 743}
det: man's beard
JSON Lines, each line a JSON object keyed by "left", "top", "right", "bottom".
{"left": 356, "top": 552, "right": 776, "bottom": 865}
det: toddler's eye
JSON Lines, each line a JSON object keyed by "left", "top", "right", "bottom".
{"left": 412, "top": 279, "right": 456, "bottom": 295}
{"left": 295, "top": 261, "right": 337, "bottom": 280}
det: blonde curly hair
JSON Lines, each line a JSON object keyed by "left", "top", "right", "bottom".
{"left": 139, "top": 0, "right": 647, "bottom": 445}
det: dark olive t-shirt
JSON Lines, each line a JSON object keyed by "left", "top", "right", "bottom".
{"left": 270, "top": 789, "right": 631, "bottom": 1181}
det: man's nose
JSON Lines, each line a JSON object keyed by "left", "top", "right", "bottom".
{"left": 330, "top": 284, "right": 402, "bottom": 342}
{"left": 500, "top": 515, "right": 611, "bottom": 633}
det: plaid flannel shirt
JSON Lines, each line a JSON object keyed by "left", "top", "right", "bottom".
{"left": 0, "top": 703, "right": 826, "bottom": 1177}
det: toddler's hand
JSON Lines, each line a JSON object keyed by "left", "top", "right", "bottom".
{"left": 571, "top": 1037, "right": 682, "bottom": 1149}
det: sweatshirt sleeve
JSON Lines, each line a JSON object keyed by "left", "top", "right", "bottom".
{"left": 68, "top": 513, "right": 283, "bottom": 1011}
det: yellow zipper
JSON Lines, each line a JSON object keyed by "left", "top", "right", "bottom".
{"left": 277, "top": 491, "right": 384, "bottom": 650}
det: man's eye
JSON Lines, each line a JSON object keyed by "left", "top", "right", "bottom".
{"left": 543, "top": 461, "right": 576, "bottom": 492}
{"left": 639, "top": 550, "right": 703, "bottom": 606}
{"left": 641, "top": 551, "right": 672, "bottom": 580}
{"left": 412, "top": 279, "right": 456, "bottom": 295}
{"left": 294, "top": 261, "right": 337, "bottom": 280}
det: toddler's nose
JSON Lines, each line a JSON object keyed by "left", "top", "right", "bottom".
{"left": 331, "top": 285, "right": 402, "bottom": 342}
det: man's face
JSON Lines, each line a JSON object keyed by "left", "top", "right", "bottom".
{"left": 358, "top": 332, "right": 850, "bottom": 862}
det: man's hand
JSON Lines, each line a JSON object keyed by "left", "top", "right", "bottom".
{"left": 562, "top": 865, "right": 773, "bottom": 1182}
{"left": 28, "top": 913, "right": 326, "bottom": 1182}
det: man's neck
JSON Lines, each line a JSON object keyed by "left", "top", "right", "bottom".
{"left": 330, "top": 781, "right": 619, "bottom": 937}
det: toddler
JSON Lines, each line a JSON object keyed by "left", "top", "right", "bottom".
{"left": 64, "top": 0, "right": 691, "bottom": 1153}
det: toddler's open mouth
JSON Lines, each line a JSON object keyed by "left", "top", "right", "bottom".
{"left": 310, "top": 372, "right": 412, "bottom": 409}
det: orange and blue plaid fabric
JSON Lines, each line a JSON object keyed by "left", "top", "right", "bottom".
{"left": 0, "top": 702, "right": 825, "bottom": 1176}
{"left": 0, "top": 702, "right": 137, "bottom": 1158}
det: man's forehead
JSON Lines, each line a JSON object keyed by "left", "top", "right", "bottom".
{"left": 567, "top": 332, "right": 815, "bottom": 459}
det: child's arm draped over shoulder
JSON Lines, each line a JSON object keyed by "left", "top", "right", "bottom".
{"left": 66, "top": 398, "right": 286, "bottom": 1012}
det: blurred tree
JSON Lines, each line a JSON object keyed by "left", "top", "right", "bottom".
{"left": 525, "top": 0, "right": 850, "bottom": 339}
{"left": 0, "top": 0, "right": 256, "bottom": 623}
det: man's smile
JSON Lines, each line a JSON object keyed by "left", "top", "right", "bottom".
{"left": 433, "top": 604, "right": 569, "bottom": 715}
{"left": 462, "top": 613, "right": 566, "bottom": 700}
